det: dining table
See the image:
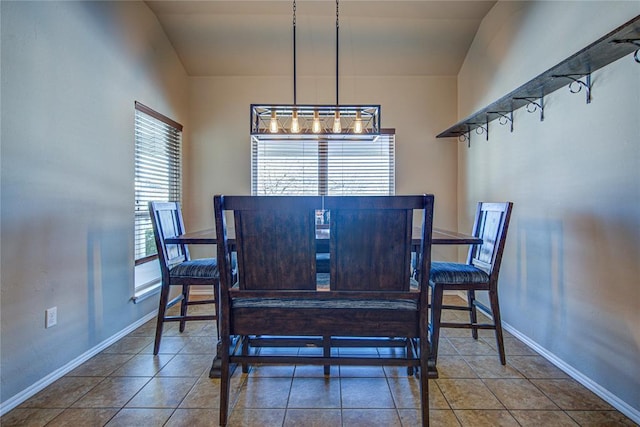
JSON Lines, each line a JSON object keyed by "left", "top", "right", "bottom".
{"left": 165, "top": 226, "right": 482, "bottom": 246}
{"left": 164, "top": 226, "right": 482, "bottom": 378}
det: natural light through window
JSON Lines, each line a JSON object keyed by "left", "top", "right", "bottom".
{"left": 251, "top": 131, "right": 395, "bottom": 196}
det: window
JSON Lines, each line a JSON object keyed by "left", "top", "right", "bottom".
{"left": 133, "top": 101, "right": 182, "bottom": 299}
{"left": 251, "top": 130, "right": 395, "bottom": 196}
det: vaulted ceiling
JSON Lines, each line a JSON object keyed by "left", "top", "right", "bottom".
{"left": 146, "top": 0, "right": 496, "bottom": 77}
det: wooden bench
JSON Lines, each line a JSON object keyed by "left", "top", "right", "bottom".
{"left": 214, "top": 195, "right": 434, "bottom": 426}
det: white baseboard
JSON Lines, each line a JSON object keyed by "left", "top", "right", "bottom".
{"left": 451, "top": 292, "right": 639, "bottom": 424}
{"left": 0, "top": 311, "right": 157, "bottom": 417}
{"left": 503, "top": 323, "right": 640, "bottom": 424}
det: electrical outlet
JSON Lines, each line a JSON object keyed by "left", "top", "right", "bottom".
{"left": 45, "top": 307, "right": 57, "bottom": 328}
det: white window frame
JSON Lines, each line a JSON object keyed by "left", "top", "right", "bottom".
{"left": 133, "top": 101, "right": 182, "bottom": 302}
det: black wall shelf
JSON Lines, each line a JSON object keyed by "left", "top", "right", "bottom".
{"left": 437, "top": 15, "right": 640, "bottom": 143}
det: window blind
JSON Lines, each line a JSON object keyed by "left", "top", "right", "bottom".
{"left": 252, "top": 132, "right": 395, "bottom": 196}
{"left": 134, "top": 102, "right": 182, "bottom": 264}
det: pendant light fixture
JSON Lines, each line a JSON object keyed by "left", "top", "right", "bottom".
{"left": 251, "top": 0, "right": 380, "bottom": 136}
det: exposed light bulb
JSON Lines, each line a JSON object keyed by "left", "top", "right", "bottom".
{"left": 312, "top": 110, "right": 321, "bottom": 133}
{"left": 291, "top": 109, "right": 300, "bottom": 133}
{"left": 353, "top": 110, "right": 363, "bottom": 134}
{"left": 269, "top": 110, "right": 278, "bottom": 133}
{"left": 333, "top": 110, "right": 342, "bottom": 133}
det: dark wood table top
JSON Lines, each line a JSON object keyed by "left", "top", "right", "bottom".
{"left": 165, "top": 227, "right": 482, "bottom": 246}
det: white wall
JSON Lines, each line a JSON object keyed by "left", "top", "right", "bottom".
{"left": 184, "top": 74, "right": 461, "bottom": 262}
{"left": 0, "top": 1, "right": 188, "bottom": 405}
{"left": 458, "top": 1, "right": 640, "bottom": 417}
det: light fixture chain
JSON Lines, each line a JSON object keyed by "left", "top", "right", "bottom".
{"left": 293, "top": 0, "right": 297, "bottom": 105}
{"left": 335, "top": 0, "right": 339, "bottom": 106}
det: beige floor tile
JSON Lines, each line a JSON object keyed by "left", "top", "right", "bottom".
{"left": 66, "top": 354, "right": 134, "bottom": 377}
{"left": 102, "top": 336, "right": 153, "bottom": 354}
{"left": 436, "top": 379, "right": 504, "bottom": 410}
{"left": 483, "top": 379, "right": 558, "bottom": 410}
{"left": 180, "top": 376, "right": 223, "bottom": 409}
{"left": 508, "top": 355, "right": 569, "bottom": 379}
{"left": 165, "top": 408, "right": 220, "bottom": 427}
{"left": 126, "top": 376, "right": 197, "bottom": 408}
{"left": 127, "top": 319, "right": 158, "bottom": 336}
{"left": 383, "top": 365, "right": 417, "bottom": 377}
{"left": 339, "top": 365, "right": 386, "bottom": 377}
{"left": 531, "top": 379, "right": 613, "bottom": 411}
{"left": 341, "top": 377, "right": 395, "bottom": 408}
{"left": 341, "top": 408, "right": 402, "bottom": 426}
{"left": 110, "top": 353, "right": 175, "bottom": 377}
{"left": 156, "top": 354, "right": 213, "bottom": 377}
{"left": 163, "top": 320, "right": 216, "bottom": 337}
{"left": 448, "top": 337, "right": 498, "bottom": 357}
{"left": 441, "top": 328, "right": 477, "bottom": 338}
{"left": 104, "top": 408, "right": 174, "bottom": 426}
{"left": 178, "top": 336, "right": 218, "bottom": 354}
{"left": 45, "top": 408, "right": 118, "bottom": 427}
{"left": 436, "top": 356, "right": 478, "bottom": 379}
{"left": 435, "top": 337, "right": 459, "bottom": 355}
{"left": 482, "top": 336, "right": 538, "bottom": 356}
{"left": 227, "top": 408, "right": 285, "bottom": 427}
{"left": 463, "top": 355, "right": 524, "bottom": 378}
{"left": 0, "top": 408, "right": 63, "bottom": 427}
{"left": 287, "top": 377, "right": 341, "bottom": 408}
{"left": 510, "top": 410, "right": 579, "bottom": 426}
{"left": 283, "top": 408, "right": 341, "bottom": 426}
{"left": 71, "top": 377, "right": 151, "bottom": 408}
{"left": 387, "top": 377, "right": 444, "bottom": 409}
{"left": 399, "top": 408, "right": 461, "bottom": 426}
{"left": 234, "top": 377, "right": 292, "bottom": 409}
{"left": 454, "top": 409, "right": 520, "bottom": 426}
{"left": 140, "top": 335, "right": 189, "bottom": 354}
{"left": 19, "top": 376, "right": 103, "bottom": 408}
{"left": 566, "top": 410, "right": 638, "bottom": 426}
{"left": 248, "top": 364, "right": 296, "bottom": 378}
{"left": 293, "top": 364, "right": 339, "bottom": 377}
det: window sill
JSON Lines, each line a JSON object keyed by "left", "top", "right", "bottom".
{"left": 132, "top": 281, "right": 161, "bottom": 303}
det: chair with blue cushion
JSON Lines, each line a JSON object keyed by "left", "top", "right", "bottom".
{"left": 149, "top": 201, "right": 219, "bottom": 355}
{"left": 429, "top": 202, "right": 513, "bottom": 365}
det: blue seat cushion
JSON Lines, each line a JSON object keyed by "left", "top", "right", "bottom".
{"left": 316, "top": 253, "right": 330, "bottom": 273}
{"left": 170, "top": 258, "right": 219, "bottom": 279}
{"left": 233, "top": 298, "right": 418, "bottom": 311}
{"left": 430, "top": 261, "right": 489, "bottom": 284}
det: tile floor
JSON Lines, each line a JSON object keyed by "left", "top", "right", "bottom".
{"left": 2, "top": 296, "right": 636, "bottom": 426}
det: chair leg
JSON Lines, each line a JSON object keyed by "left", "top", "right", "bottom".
{"left": 323, "top": 335, "right": 331, "bottom": 376}
{"left": 419, "top": 334, "right": 430, "bottom": 426}
{"left": 219, "top": 335, "right": 231, "bottom": 427}
{"left": 154, "top": 282, "right": 171, "bottom": 355}
{"left": 213, "top": 279, "right": 220, "bottom": 340}
{"left": 489, "top": 289, "right": 506, "bottom": 365}
{"left": 429, "top": 284, "right": 444, "bottom": 364}
{"left": 406, "top": 338, "right": 414, "bottom": 376}
{"left": 468, "top": 290, "right": 478, "bottom": 339}
{"left": 179, "top": 284, "right": 190, "bottom": 332}
{"left": 241, "top": 335, "right": 250, "bottom": 374}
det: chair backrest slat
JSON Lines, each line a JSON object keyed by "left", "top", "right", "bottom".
{"left": 218, "top": 196, "right": 322, "bottom": 290}
{"left": 468, "top": 202, "right": 513, "bottom": 278}
{"left": 149, "top": 202, "right": 189, "bottom": 275}
{"left": 324, "top": 195, "right": 427, "bottom": 292}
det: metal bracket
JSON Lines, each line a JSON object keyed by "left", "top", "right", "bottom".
{"left": 611, "top": 39, "right": 640, "bottom": 63}
{"left": 458, "top": 124, "right": 472, "bottom": 147}
{"left": 513, "top": 96, "right": 544, "bottom": 122}
{"left": 552, "top": 73, "right": 591, "bottom": 104}
{"left": 472, "top": 116, "right": 489, "bottom": 142}
{"left": 490, "top": 110, "right": 514, "bottom": 133}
